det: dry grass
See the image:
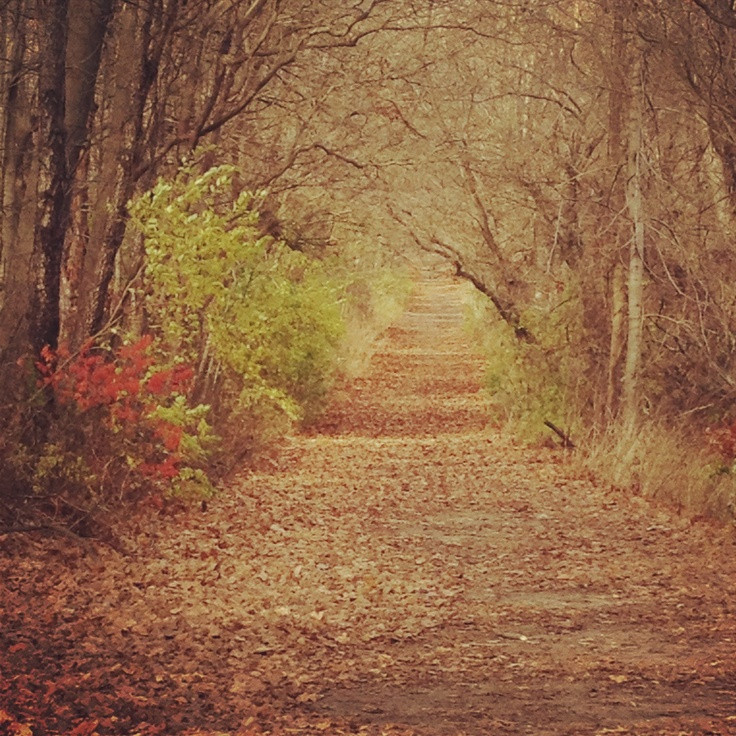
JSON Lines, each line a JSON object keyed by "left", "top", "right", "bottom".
{"left": 337, "top": 271, "right": 412, "bottom": 379}
{"left": 582, "top": 421, "right": 736, "bottom": 524}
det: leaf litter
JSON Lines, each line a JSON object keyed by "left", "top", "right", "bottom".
{"left": 2, "top": 270, "right": 736, "bottom": 735}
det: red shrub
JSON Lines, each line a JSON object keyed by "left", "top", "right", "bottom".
{"left": 36, "top": 337, "right": 195, "bottom": 491}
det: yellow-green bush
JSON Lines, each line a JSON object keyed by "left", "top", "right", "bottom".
{"left": 130, "top": 164, "right": 345, "bottom": 457}
{"left": 1, "top": 165, "right": 408, "bottom": 528}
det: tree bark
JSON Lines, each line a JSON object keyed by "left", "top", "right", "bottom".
{"left": 59, "top": 0, "right": 114, "bottom": 345}
{"left": 620, "top": 62, "right": 646, "bottom": 433}
{"left": 606, "top": 262, "right": 626, "bottom": 418}
{"left": 30, "top": 0, "right": 70, "bottom": 354}
{"left": 87, "top": 0, "right": 180, "bottom": 337}
{"left": 0, "top": 2, "right": 35, "bottom": 359}
{"left": 65, "top": 0, "right": 114, "bottom": 175}
{"left": 601, "top": 0, "right": 630, "bottom": 423}
{"left": 69, "top": 2, "right": 138, "bottom": 347}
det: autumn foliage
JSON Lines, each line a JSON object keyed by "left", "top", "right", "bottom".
{"left": 0, "top": 335, "right": 213, "bottom": 531}
{"left": 0, "top": 162, "right": 405, "bottom": 533}
{"left": 707, "top": 419, "right": 736, "bottom": 473}
{"left": 129, "top": 164, "right": 346, "bottom": 453}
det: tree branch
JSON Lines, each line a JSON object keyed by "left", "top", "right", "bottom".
{"left": 690, "top": 0, "right": 736, "bottom": 29}
{"left": 0, "top": 524, "right": 101, "bottom": 553}
{"left": 544, "top": 420, "right": 575, "bottom": 449}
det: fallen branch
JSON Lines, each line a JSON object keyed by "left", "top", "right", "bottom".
{"left": 0, "top": 524, "right": 104, "bottom": 555}
{"left": 544, "top": 420, "right": 575, "bottom": 449}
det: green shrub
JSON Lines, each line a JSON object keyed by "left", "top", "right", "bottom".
{"left": 467, "top": 287, "right": 579, "bottom": 443}
{"left": 2, "top": 165, "right": 408, "bottom": 528}
{"left": 130, "top": 164, "right": 345, "bottom": 450}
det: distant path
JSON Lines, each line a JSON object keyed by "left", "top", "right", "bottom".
{"left": 1, "top": 268, "right": 735, "bottom": 736}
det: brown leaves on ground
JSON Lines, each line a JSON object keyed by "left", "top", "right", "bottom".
{"left": 2, "top": 272, "right": 736, "bottom": 736}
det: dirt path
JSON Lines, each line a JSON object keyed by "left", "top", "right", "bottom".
{"left": 301, "top": 270, "right": 736, "bottom": 734}
{"left": 2, "top": 270, "right": 736, "bottom": 736}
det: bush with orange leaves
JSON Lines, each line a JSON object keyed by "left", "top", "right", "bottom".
{"left": 5, "top": 335, "right": 215, "bottom": 530}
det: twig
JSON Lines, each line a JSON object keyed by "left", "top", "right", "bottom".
{"left": 544, "top": 420, "right": 575, "bottom": 449}
{"left": 0, "top": 524, "right": 101, "bottom": 555}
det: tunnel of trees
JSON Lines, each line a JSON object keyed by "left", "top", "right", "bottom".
{"left": 2, "top": 0, "right": 736, "bottom": 529}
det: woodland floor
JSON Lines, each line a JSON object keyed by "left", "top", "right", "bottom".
{"left": 2, "top": 270, "right": 736, "bottom": 736}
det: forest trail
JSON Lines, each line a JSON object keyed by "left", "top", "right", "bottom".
{"left": 2, "top": 268, "right": 736, "bottom": 736}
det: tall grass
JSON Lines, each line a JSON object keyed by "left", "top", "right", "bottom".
{"left": 465, "top": 289, "right": 736, "bottom": 526}
{"left": 583, "top": 422, "right": 736, "bottom": 523}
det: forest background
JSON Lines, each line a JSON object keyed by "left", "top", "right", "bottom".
{"left": 2, "top": 0, "right": 736, "bottom": 536}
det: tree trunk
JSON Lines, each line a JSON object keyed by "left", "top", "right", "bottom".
{"left": 69, "top": 2, "right": 138, "bottom": 348}
{"left": 620, "top": 48, "right": 646, "bottom": 434}
{"left": 30, "top": 0, "right": 70, "bottom": 355}
{"left": 602, "top": 0, "right": 629, "bottom": 423}
{"left": 65, "top": 0, "right": 114, "bottom": 174}
{"left": 27, "top": 0, "right": 113, "bottom": 354}
{"left": 87, "top": 0, "right": 179, "bottom": 337}
{"left": 60, "top": 150, "right": 90, "bottom": 345}
{"left": 605, "top": 262, "right": 626, "bottom": 418}
{"left": 58, "top": 0, "right": 114, "bottom": 345}
{"left": 0, "top": 2, "right": 36, "bottom": 360}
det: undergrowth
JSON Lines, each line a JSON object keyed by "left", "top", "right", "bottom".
{"left": 465, "top": 288, "right": 736, "bottom": 525}
{"left": 464, "top": 286, "right": 580, "bottom": 444}
{"left": 583, "top": 421, "right": 736, "bottom": 523}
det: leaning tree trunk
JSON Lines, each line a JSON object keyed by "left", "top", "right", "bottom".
{"left": 59, "top": 0, "right": 114, "bottom": 346}
{"left": 86, "top": 0, "right": 179, "bottom": 337}
{"left": 64, "top": 0, "right": 114, "bottom": 176}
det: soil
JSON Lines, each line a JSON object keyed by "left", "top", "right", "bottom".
{"left": 2, "top": 268, "right": 736, "bottom": 736}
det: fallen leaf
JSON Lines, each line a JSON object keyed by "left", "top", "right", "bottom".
{"left": 296, "top": 692, "right": 320, "bottom": 704}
